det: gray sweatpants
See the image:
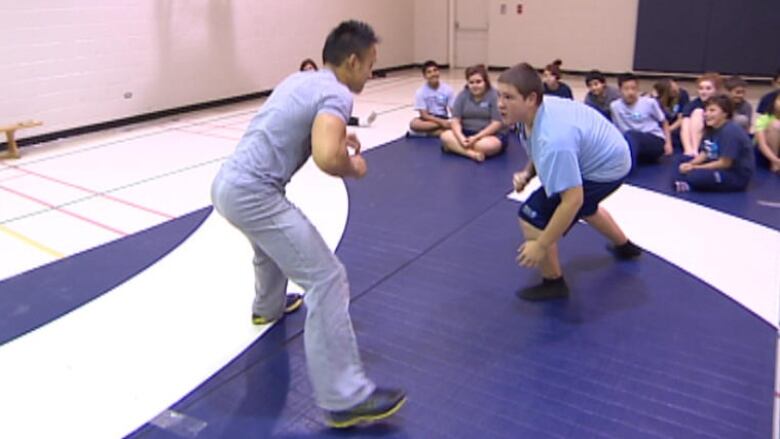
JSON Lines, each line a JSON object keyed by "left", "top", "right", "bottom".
{"left": 211, "top": 176, "right": 375, "bottom": 411}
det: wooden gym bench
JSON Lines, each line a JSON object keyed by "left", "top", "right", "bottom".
{"left": 0, "top": 120, "right": 43, "bottom": 159}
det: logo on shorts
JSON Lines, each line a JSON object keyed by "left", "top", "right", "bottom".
{"left": 521, "top": 203, "right": 538, "bottom": 218}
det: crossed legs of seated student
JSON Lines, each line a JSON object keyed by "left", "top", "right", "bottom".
{"left": 440, "top": 129, "right": 503, "bottom": 162}
{"left": 410, "top": 115, "right": 449, "bottom": 136}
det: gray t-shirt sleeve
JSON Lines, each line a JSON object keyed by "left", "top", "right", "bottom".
{"left": 451, "top": 89, "right": 467, "bottom": 119}
{"left": 317, "top": 86, "right": 352, "bottom": 123}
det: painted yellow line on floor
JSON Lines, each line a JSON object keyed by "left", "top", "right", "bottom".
{"left": 0, "top": 224, "right": 64, "bottom": 258}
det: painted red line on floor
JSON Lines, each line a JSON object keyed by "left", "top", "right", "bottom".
{"left": 11, "top": 166, "right": 174, "bottom": 220}
{"left": 0, "top": 184, "right": 127, "bottom": 236}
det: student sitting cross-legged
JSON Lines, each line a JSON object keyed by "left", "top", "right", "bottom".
{"left": 610, "top": 73, "right": 672, "bottom": 170}
{"left": 440, "top": 65, "right": 506, "bottom": 162}
{"left": 409, "top": 60, "right": 455, "bottom": 136}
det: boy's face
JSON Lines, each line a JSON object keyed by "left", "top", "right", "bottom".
{"left": 497, "top": 82, "right": 537, "bottom": 125}
{"left": 587, "top": 79, "right": 606, "bottom": 97}
{"left": 704, "top": 103, "right": 728, "bottom": 128}
{"left": 619, "top": 80, "right": 639, "bottom": 105}
{"left": 344, "top": 45, "right": 377, "bottom": 94}
{"left": 728, "top": 86, "right": 746, "bottom": 104}
{"left": 423, "top": 66, "right": 440, "bottom": 88}
{"left": 542, "top": 70, "right": 556, "bottom": 86}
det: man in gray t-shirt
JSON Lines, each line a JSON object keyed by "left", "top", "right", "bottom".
{"left": 610, "top": 73, "right": 672, "bottom": 170}
{"left": 211, "top": 21, "right": 405, "bottom": 429}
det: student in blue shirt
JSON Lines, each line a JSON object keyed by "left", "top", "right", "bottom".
{"left": 610, "top": 73, "right": 672, "bottom": 170}
{"left": 542, "top": 59, "right": 573, "bottom": 100}
{"left": 211, "top": 20, "right": 404, "bottom": 428}
{"left": 674, "top": 95, "right": 755, "bottom": 192}
{"left": 497, "top": 63, "right": 641, "bottom": 301}
{"left": 409, "top": 60, "right": 455, "bottom": 136}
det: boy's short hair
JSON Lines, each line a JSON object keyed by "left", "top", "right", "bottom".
{"left": 498, "top": 63, "right": 543, "bottom": 105}
{"left": 724, "top": 75, "right": 747, "bottom": 91}
{"left": 585, "top": 70, "right": 606, "bottom": 86}
{"left": 544, "top": 59, "right": 563, "bottom": 79}
{"left": 322, "top": 20, "right": 379, "bottom": 67}
{"left": 422, "top": 60, "right": 439, "bottom": 74}
{"left": 704, "top": 94, "right": 735, "bottom": 119}
{"left": 617, "top": 72, "right": 638, "bottom": 88}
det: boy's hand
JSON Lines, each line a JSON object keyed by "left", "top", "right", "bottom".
{"left": 345, "top": 132, "right": 361, "bottom": 155}
{"left": 350, "top": 154, "right": 367, "bottom": 179}
{"left": 513, "top": 171, "right": 531, "bottom": 192}
{"left": 663, "top": 141, "right": 673, "bottom": 156}
{"left": 679, "top": 163, "right": 694, "bottom": 174}
{"left": 517, "top": 241, "right": 546, "bottom": 268}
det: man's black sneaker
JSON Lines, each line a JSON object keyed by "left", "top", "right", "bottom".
{"left": 608, "top": 240, "right": 642, "bottom": 260}
{"left": 251, "top": 293, "right": 303, "bottom": 325}
{"left": 326, "top": 388, "right": 406, "bottom": 429}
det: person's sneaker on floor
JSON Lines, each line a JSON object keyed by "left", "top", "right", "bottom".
{"left": 517, "top": 277, "right": 569, "bottom": 301}
{"left": 325, "top": 388, "right": 406, "bottom": 429}
{"left": 673, "top": 180, "right": 691, "bottom": 192}
{"left": 607, "top": 240, "right": 642, "bottom": 260}
{"left": 251, "top": 293, "right": 303, "bottom": 325}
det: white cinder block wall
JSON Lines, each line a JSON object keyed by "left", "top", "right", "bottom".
{"left": 0, "top": 0, "right": 414, "bottom": 140}
{"left": 1, "top": 0, "right": 640, "bottom": 142}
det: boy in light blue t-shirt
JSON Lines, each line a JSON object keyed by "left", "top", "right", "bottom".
{"left": 610, "top": 73, "right": 672, "bottom": 171}
{"left": 409, "top": 60, "right": 455, "bottom": 136}
{"left": 497, "top": 63, "right": 642, "bottom": 301}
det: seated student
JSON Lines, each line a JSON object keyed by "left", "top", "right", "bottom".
{"left": 583, "top": 70, "right": 621, "bottom": 120}
{"left": 754, "top": 93, "right": 780, "bottom": 173}
{"left": 724, "top": 76, "right": 753, "bottom": 133}
{"left": 756, "top": 69, "right": 780, "bottom": 115}
{"left": 409, "top": 60, "right": 455, "bottom": 136}
{"left": 300, "top": 58, "right": 377, "bottom": 126}
{"left": 674, "top": 95, "right": 755, "bottom": 192}
{"left": 653, "top": 78, "right": 690, "bottom": 149}
{"left": 681, "top": 73, "right": 722, "bottom": 156}
{"left": 440, "top": 65, "right": 506, "bottom": 162}
{"left": 542, "top": 60, "right": 573, "bottom": 100}
{"left": 611, "top": 73, "right": 672, "bottom": 169}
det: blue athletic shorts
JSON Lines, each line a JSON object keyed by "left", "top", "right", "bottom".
{"left": 518, "top": 178, "right": 625, "bottom": 231}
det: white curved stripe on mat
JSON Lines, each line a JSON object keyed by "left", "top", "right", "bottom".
{"left": 509, "top": 180, "right": 780, "bottom": 327}
{"left": 0, "top": 159, "right": 348, "bottom": 439}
